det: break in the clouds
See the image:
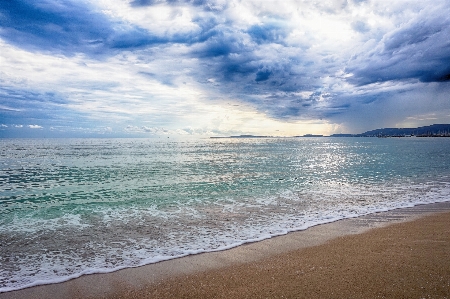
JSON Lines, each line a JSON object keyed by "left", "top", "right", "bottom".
{"left": 0, "top": 0, "right": 449, "bottom": 137}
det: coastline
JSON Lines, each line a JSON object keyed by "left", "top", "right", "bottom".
{"left": 1, "top": 201, "right": 450, "bottom": 299}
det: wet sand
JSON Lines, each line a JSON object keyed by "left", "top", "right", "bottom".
{"left": 2, "top": 202, "right": 450, "bottom": 299}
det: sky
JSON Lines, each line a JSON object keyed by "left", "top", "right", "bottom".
{"left": 0, "top": 0, "right": 449, "bottom": 138}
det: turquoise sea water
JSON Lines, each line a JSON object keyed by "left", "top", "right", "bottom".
{"left": 1, "top": 137, "right": 450, "bottom": 292}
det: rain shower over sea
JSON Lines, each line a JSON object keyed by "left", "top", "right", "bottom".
{"left": 1, "top": 137, "right": 450, "bottom": 292}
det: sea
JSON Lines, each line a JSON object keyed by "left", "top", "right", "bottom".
{"left": 1, "top": 137, "right": 450, "bottom": 292}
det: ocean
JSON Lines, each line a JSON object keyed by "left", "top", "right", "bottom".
{"left": 1, "top": 137, "right": 450, "bottom": 292}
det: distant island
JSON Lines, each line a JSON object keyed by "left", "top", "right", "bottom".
{"left": 331, "top": 124, "right": 450, "bottom": 137}
{"left": 295, "top": 134, "right": 324, "bottom": 137}
{"left": 211, "top": 124, "right": 450, "bottom": 139}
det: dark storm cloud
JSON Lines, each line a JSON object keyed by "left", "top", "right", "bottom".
{"left": 0, "top": 0, "right": 317, "bottom": 111}
{"left": 192, "top": 29, "right": 247, "bottom": 57}
{"left": 255, "top": 69, "right": 272, "bottom": 82}
{"left": 263, "top": 98, "right": 315, "bottom": 119}
{"left": 188, "top": 20, "right": 316, "bottom": 92}
{"left": 346, "top": 10, "right": 450, "bottom": 85}
{"left": 0, "top": 0, "right": 110, "bottom": 54}
{"left": 191, "top": 37, "right": 325, "bottom": 119}
{"left": 0, "top": 0, "right": 182, "bottom": 56}
{"left": 247, "top": 23, "right": 288, "bottom": 44}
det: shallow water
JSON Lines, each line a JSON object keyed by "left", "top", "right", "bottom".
{"left": 1, "top": 137, "right": 450, "bottom": 292}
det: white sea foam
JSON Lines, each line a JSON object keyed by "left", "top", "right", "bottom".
{"left": 2, "top": 181, "right": 449, "bottom": 293}
{"left": 1, "top": 138, "right": 450, "bottom": 292}
{"left": 0, "top": 213, "right": 90, "bottom": 234}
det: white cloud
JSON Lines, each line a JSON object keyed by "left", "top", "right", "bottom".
{"left": 28, "top": 125, "right": 43, "bottom": 129}
{"left": 0, "top": 104, "right": 21, "bottom": 112}
{"left": 1, "top": 0, "right": 449, "bottom": 137}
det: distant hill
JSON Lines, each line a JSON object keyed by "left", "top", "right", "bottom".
{"left": 212, "top": 124, "right": 450, "bottom": 139}
{"left": 329, "top": 134, "right": 356, "bottom": 137}
{"left": 358, "top": 124, "right": 450, "bottom": 137}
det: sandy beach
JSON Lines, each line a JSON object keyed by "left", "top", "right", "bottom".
{"left": 2, "top": 202, "right": 450, "bottom": 299}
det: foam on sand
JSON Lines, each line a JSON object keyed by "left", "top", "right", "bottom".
{"left": 1, "top": 201, "right": 449, "bottom": 299}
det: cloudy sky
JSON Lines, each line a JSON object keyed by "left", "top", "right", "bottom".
{"left": 1, "top": 0, "right": 449, "bottom": 137}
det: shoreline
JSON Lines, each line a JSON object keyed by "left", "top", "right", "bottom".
{"left": 1, "top": 201, "right": 450, "bottom": 299}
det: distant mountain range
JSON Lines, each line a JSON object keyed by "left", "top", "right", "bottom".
{"left": 331, "top": 124, "right": 450, "bottom": 137}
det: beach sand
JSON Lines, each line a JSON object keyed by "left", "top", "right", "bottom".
{"left": 2, "top": 202, "right": 450, "bottom": 299}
